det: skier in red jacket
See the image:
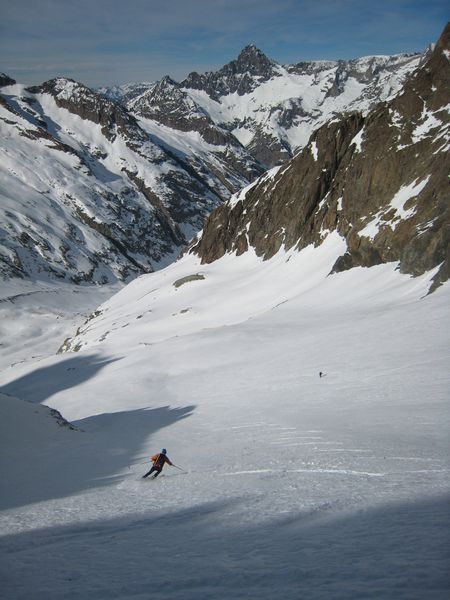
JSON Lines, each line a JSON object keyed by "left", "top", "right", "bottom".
{"left": 142, "top": 449, "right": 173, "bottom": 479}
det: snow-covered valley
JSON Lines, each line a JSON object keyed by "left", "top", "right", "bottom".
{"left": 1, "top": 241, "right": 449, "bottom": 599}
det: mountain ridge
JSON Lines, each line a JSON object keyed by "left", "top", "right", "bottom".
{"left": 0, "top": 77, "right": 262, "bottom": 283}
{"left": 102, "top": 45, "right": 424, "bottom": 168}
{"left": 189, "top": 23, "right": 450, "bottom": 291}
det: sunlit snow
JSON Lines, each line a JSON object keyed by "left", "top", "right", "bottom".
{"left": 0, "top": 232, "right": 449, "bottom": 599}
{"left": 359, "top": 177, "right": 431, "bottom": 240}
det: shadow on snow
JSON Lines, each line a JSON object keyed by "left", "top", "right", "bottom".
{"left": 0, "top": 353, "right": 121, "bottom": 404}
{"left": 0, "top": 353, "right": 196, "bottom": 509}
{"left": 0, "top": 403, "right": 195, "bottom": 510}
{"left": 0, "top": 495, "right": 449, "bottom": 599}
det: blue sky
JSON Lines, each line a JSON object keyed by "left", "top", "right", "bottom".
{"left": 0, "top": 0, "right": 448, "bottom": 87}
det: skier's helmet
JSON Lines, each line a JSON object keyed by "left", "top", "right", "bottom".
{"left": 161, "top": 448, "right": 167, "bottom": 455}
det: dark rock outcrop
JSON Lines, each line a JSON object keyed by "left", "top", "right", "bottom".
{"left": 182, "top": 45, "right": 277, "bottom": 99}
{"left": 0, "top": 74, "right": 16, "bottom": 88}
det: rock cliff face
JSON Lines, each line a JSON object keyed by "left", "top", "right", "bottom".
{"left": 190, "top": 24, "right": 450, "bottom": 291}
{"left": 182, "top": 45, "right": 278, "bottom": 99}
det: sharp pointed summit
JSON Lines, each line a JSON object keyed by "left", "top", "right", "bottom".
{"left": 232, "top": 44, "right": 275, "bottom": 75}
{"left": 182, "top": 44, "right": 276, "bottom": 99}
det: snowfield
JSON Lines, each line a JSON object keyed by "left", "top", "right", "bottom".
{"left": 0, "top": 237, "right": 449, "bottom": 599}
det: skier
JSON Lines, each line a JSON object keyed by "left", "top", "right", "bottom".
{"left": 142, "top": 449, "right": 173, "bottom": 479}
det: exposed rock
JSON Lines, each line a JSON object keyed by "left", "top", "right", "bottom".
{"left": 49, "top": 407, "right": 78, "bottom": 430}
{"left": 173, "top": 273, "right": 205, "bottom": 288}
{"left": 0, "top": 74, "right": 16, "bottom": 88}
{"left": 182, "top": 45, "right": 277, "bottom": 99}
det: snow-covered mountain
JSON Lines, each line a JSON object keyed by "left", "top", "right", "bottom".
{"left": 0, "top": 77, "right": 262, "bottom": 283}
{"left": 105, "top": 44, "right": 424, "bottom": 168}
{"left": 190, "top": 25, "right": 450, "bottom": 292}
{"left": 97, "top": 81, "right": 157, "bottom": 105}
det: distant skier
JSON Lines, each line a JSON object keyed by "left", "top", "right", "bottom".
{"left": 142, "top": 449, "right": 173, "bottom": 479}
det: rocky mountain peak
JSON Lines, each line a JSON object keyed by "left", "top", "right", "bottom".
{"left": 27, "top": 77, "right": 146, "bottom": 143}
{"left": 147, "top": 75, "right": 186, "bottom": 106}
{"left": 132, "top": 76, "right": 203, "bottom": 123}
{"left": 0, "top": 73, "right": 16, "bottom": 88}
{"left": 28, "top": 77, "right": 93, "bottom": 104}
{"left": 233, "top": 44, "right": 275, "bottom": 75}
{"left": 215, "top": 43, "right": 276, "bottom": 84}
{"left": 157, "top": 75, "right": 180, "bottom": 90}
{"left": 182, "top": 44, "right": 277, "bottom": 98}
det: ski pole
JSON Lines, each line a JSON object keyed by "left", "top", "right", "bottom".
{"left": 171, "top": 464, "right": 187, "bottom": 473}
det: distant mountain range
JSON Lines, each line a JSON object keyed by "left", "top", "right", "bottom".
{"left": 0, "top": 31, "right": 445, "bottom": 286}
{"left": 100, "top": 44, "right": 424, "bottom": 168}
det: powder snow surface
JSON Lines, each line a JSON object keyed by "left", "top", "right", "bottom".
{"left": 0, "top": 238, "right": 449, "bottom": 599}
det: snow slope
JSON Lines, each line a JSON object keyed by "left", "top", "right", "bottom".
{"left": 0, "top": 278, "right": 122, "bottom": 373}
{"left": 1, "top": 236, "right": 449, "bottom": 599}
{"left": 0, "top": 83, "right": 184, "bottom": 280}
